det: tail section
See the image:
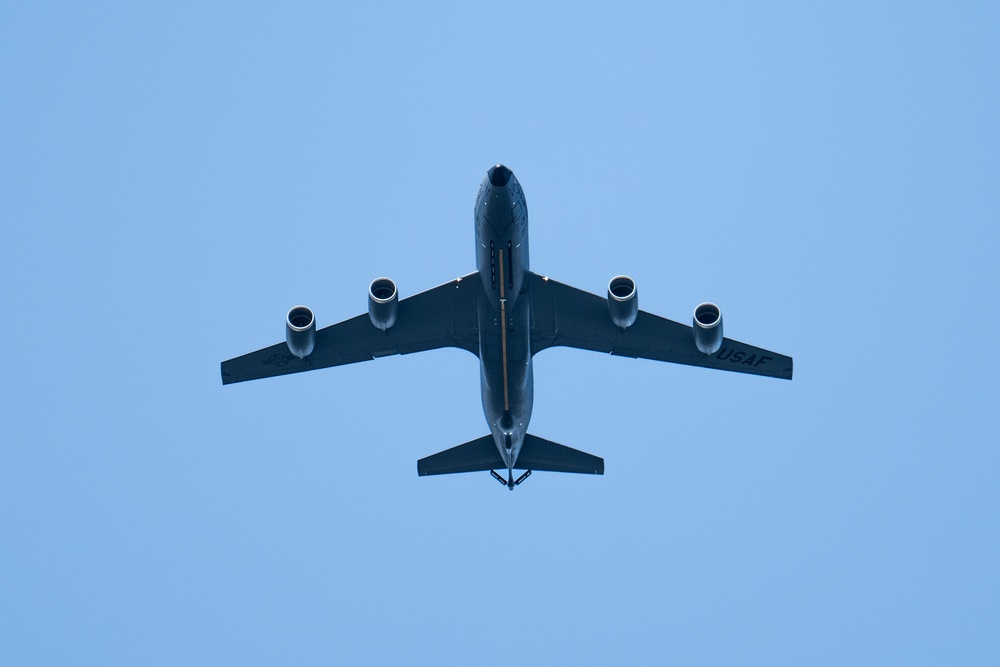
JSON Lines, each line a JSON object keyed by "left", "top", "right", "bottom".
{"left": 416, "top": 433, "right": 603, "bottom": 478}
{"left": 517, "top": 434, "right": 604, "bottom": 475}
{"left": 417, "top": 435, "right": 503, "bottom": 476}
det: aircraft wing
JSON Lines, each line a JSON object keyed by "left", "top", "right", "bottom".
{"left": 526, "top": 272, "right": 792, "bottom": 380}
{"left": 221, "top": 273, "right": 481, "bottom": 385}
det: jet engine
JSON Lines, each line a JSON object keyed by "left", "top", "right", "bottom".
{"left": 692, "top": 302, "right": 723, "bottom": 355}
{"left": 607, "top": 275, "right": 638, "bottom": 329}
{"left": 286, "top": 305, "right": 316, "bottom": 358}
{"left": 368, "top": 277, "right": 398, "bottom": 331}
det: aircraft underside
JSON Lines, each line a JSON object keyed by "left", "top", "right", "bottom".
{"left": 221, "top": 164, "right": 792, "bottom": 490}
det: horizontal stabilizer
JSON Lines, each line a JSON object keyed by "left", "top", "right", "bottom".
{"left": 417, "top": 433, "right": 604, "bottom": 477}
{"left": 417, "top": 435, "right": 503, "bottom": 476}
{"left": 517, "top": 434, "right": 604, "bottom": 475}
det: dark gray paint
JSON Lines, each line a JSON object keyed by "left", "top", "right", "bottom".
{"left": 221, "top": 165, "right": 792, "bottom": 489}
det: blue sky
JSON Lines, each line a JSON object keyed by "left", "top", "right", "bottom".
{"left": 2, "top": 2, "right": 998, "bottom": 665}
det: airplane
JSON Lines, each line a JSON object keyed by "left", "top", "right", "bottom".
{"left": 221, "top": 165, "right": 792, "bottom": 490}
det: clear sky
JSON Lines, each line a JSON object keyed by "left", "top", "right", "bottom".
{"left": 2, "top": 2, "right": 998, "bottom": 665}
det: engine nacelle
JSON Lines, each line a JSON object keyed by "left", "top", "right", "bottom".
{"left": 368, "top": 277, "right": 398, "bottom": 331}
{"left": 607, "top": 275, "right": 638, "bottom": 329}
{"left": 693, "top": 302, "right": 723, "bottom": 355}
{"left": 286, "top": 305, "right": 316, "bottom": 359}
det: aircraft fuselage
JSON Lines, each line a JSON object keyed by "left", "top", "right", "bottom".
{"left": 474, "top": 165, "right": 532, "bottom": 479}
{"left": 220, "top": 163, "right": 792, "bottom": 490}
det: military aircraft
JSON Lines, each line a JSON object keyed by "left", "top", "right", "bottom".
{"left": 221, "top": 165, "right": 792, "bottom": 490}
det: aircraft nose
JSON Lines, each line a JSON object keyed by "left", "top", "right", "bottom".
{"left": 487, "top": 164, "right": 512, "bottom": 187}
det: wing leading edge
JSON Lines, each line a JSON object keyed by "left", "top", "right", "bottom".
{"left": 526, "top": 272, "right": 792, "bottom": 380}
{"left": 221, "top": 272, "right": 481, "bottom": 385}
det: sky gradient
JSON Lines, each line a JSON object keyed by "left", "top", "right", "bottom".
{"left": 2, "top": 3, "right": 998, "bottom": 665}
